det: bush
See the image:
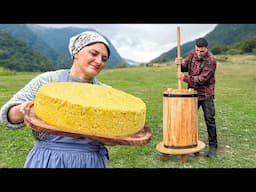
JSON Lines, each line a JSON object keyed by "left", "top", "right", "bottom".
{"left": 226, "top": 49, "right": 242, "bottom": 55}
{"left": 216, "top": 55, "right": 228, "bottom": 62}
{"left": 0, "top": 67, "right": 16, "bottom": 75}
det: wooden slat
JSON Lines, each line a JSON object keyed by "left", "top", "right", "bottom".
{"left": 163, "top": 89, "right": 198, "bottom": 148}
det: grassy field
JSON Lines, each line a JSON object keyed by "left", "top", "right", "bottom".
{"left": 0, "top": 55, "right": 255, "bottom": 168}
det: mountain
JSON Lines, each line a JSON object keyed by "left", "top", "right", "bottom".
{"left": 27, "top": 24, "right": 126, "bottom": 68}
{"left": 205, "top": 24, "right": 256, "bottom": 45}
{"left": 0, "top": 24, "right": 69, "bottom": 69}
{"left": 0, "top": 31, "right": 55, "bottom": 71}
{"left": 151, "top": 24, "right": 256, "bottom": 63}
{"left": 0, "top": 24, "right": 126, "bottom": 70}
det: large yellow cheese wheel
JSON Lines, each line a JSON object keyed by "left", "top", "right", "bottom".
{"left": 34, "top": 82, "right": 146, "bottom": 137}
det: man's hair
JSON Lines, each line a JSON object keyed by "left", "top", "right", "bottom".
{"left": 195, "top": 37, "right": 208, "bottom": 48}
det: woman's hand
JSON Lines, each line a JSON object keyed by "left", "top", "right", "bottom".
{"left": 19, "top": 101, "right": 34, "bottom": 115}
{"left": 8, "top": 101, "right": 33, "bottom": 123}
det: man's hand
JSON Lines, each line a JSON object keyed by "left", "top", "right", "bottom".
{"left": 177, "top": 72, "right": 185, "bottom": 81}
{"left": 175, "top": 57, "right": 183, "bottom": 65}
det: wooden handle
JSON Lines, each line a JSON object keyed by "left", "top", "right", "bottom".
{"left": 177, "top": 26, "right": 182, "bottom": 90}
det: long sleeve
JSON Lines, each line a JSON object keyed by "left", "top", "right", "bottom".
{"left": 183, "top": 55, "right": 216, "bottom": 87}
{"left": 182, "top": 51, "right": 217, "bottom": 100}
{"left": 0, "top": 70, "right": 62, "bottom": 129}
{"left": 181, "top": 52, "right": 194, "bottom": 72}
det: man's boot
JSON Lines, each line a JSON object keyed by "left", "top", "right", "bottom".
{"left": 207, "top": 145, "right": 217, "bottom": 157}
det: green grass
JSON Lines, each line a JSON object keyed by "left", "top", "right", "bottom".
{"left": 0, "top": 55, "right": 255, "bottom": 168}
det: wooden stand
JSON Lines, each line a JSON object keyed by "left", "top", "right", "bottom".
{"left": 156, "top": 140, "right": 205, "bottom": 167}
{"left": 156, "top": 89, "right": 205, "bottom": 167}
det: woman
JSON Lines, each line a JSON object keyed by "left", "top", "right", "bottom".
{"left": 0, "top": 30, "right": 111, "bottom": 168}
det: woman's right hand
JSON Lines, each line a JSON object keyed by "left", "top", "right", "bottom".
{"left": 8, "top": 101, "right": 33, "bottom": 123}
{"left": 19, "top": 101, "right": 34, "bottom": 115}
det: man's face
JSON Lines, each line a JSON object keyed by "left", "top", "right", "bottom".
{"left": 195, "top": 46, "right": 208, "bottom": 58}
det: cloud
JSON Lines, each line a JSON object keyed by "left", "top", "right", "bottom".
{"left": 38, "top": 24, "right": 217, "bottom": 63}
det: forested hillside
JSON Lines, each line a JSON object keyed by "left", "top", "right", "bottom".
{"left": 0, "top": 31, "right": 55, "bottom": 72}
{"left": 0, "top": 24, "right": 127, "bottom": 70}
{"left": 0, "top": 24, "right": 69, "bottom": 69}
{"left": 151, "top": 24, "right": 256, "bottom": 63}
{"left": 28, "top": 25, "right": 126, "bottom": 68}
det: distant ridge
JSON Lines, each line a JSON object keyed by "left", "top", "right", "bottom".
{"left": 151, "top": 24, "right": 256, "bottom": 63}
{"left": 0, "top": 24, "right": 127, "bottom": 70}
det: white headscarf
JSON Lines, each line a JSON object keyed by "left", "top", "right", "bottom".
{"left": 68, "top": 30, "right": 110, "bottom": 59}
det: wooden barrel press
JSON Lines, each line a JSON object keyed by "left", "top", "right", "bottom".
{"left": 156, "top": 26, "right": 205, "bottom": 167}
{"left": 163, "top": 89, "right": 198, "bottom": 149}
{"left": 156, "top": 88, "right": 205, "bottom": 167}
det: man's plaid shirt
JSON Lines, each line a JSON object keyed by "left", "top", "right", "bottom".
{"left": 181, "top": 50, "right": 217, "bottom": 100}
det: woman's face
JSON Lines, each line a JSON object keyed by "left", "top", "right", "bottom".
{"left": 73, "top": 43, "right": 109, "bottom": 79}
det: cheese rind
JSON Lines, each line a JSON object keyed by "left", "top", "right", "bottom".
{"left": 34, "top": 82, "right": 146, "bottom": 136}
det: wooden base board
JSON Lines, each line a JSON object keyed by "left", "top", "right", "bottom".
{"left": 156, "top": 140, "right": 205, "bottom": 155}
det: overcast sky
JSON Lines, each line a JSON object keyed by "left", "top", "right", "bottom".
{"left": 39, "top": 24, "right": 217, "bottom": 63}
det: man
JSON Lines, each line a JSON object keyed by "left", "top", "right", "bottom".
{"left": 175, "top": 37, "right": 218, "bottom": 157}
